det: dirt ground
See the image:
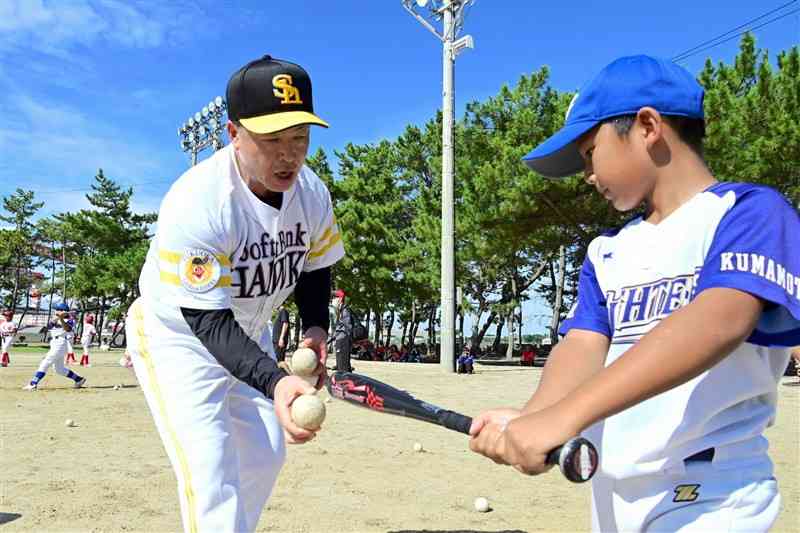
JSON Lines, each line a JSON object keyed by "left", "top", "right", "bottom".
{"left": 1, "top": 347, "right": 798, "bottom": 533}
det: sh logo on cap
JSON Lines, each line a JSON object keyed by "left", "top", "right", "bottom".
{"left": 273, "top": 74, "right": 303, "bottom": 105}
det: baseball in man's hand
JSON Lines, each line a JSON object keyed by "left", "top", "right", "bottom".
{"left": 291, "top": 347, "right": 318, "bottom": 377}
{"left": 291, "top": 393, "right": 326, "bottom": 430}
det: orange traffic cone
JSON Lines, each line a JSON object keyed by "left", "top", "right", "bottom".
{"left": 1, "top": 352, "right": 9, "bottom": 367}
{"left": 80, "top": 353, "right": 90, "bottom": 366}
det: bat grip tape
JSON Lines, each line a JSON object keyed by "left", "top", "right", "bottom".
{"left": 438, "top": 410, "right": 473, "bottom": 435}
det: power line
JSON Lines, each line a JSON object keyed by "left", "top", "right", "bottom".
{"left": 672, "top": 0, "right": 799, "bottom": 62}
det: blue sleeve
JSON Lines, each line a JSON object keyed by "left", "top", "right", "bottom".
{"left": 559, "top": 255, "right": 611, "bottom": 338}
{"left": 696, "top": 186, "right": 800, "bottom": 346}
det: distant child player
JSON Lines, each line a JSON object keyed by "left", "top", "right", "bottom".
{"left": 468, "top": 55, "right": 799, "bottom": 532}
{"left": 24, "top": 303, "right": 87, "bottom": 390}
{"left": 80, "top": 314, "right": 96, "bottom": 366}
{"left": 1, "top": 309, "right": 16, "bottom": 367}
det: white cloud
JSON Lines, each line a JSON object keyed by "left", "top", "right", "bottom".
{"left": 0, "top": 0, "right": 171, "bottom": 52}
{"left": 0, "top": 92, "right": 175, "bottom": 191}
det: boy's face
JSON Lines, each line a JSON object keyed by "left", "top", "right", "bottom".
{"left": 576, "top": 118, "right": 655, "bottom": 212}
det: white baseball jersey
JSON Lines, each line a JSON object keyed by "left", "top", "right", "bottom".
{"left": 562, "top": 182, "right": 800, "bottom": 479}
{"left": 129, "top": 143, "right": 344, "bottom": 532}
{"left": 81, "top": 323, "right": 96, "bottom": 345}
{"left": 139, "top": 143, "right": 344, "bottom": 348}
{"left": 0, "top": 319, "right": 17, "bottom": 338}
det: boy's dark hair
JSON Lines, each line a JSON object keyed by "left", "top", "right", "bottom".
{"left": 605, "top": 114, "right": 706, "bottom": 159}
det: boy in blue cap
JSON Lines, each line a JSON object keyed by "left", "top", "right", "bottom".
{"left": 468, "top": 55, "right": 799, "bottom": 531}
{"left": 23, "top": 302, "right": 87, "bottom": 390}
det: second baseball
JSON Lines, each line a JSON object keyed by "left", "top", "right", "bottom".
{"left": 474, "top": 497, "right": 490, "bottom": 512}
{"left": 291, "top": 393, "right": 326, "bottom": 430}
{"left": 291, "top": 347, "right": 318, "bottom": 376}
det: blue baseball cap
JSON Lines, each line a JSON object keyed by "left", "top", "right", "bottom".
{"left": 54, "top": 302, "right": 69, "bottom": 311}
{"left": 522, "top": 55, "right": 705, "bottom": 178}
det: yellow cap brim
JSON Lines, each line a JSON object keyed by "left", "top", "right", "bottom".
{"left": 240, "top": 111, "right": 329, "bottom": 134}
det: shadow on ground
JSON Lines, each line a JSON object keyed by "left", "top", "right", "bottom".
{"left": 0, "top": 513, "right": 22, "bottom": 525}
{"left": 389, "top": 530, "right": 527, "bottom": 533}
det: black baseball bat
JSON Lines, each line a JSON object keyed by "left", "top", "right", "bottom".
{"left": 326, "top": 371, "right": 598, "bottom": 483}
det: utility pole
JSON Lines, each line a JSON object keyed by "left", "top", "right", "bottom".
{"left": 402, "top": 0, "right": 475, "bottom": 373}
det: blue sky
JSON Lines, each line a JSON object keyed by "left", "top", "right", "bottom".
{"left": 1, "top": 0, "right": 797, "bottom": 332}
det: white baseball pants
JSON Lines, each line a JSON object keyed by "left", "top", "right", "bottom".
{"left": 36, "top": 340, "right": 71, "bottom": 376}
{"left": 126, "top": 299, "right": 286, "bottom": 533}
{"left": 590, "top": 455, "right": 779, "bottom": 532}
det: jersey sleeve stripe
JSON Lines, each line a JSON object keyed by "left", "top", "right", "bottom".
{"left": 158, "top": 249, "right": 232, "bottom": 268}
{"left": 309, "top": 218, "right": 338, "bottom": 252}
{"left": 308, "top": 232, "right": 342, "bottom": 260}
{"left": 160, "top": 271, "right": 182, "bottom": 286}
{"left": 159, "top": 271, "right": 233, "bottom": 289}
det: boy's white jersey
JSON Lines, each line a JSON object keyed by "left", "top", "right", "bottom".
{"left": 81, "top": 324, "right": 96, "bottom": 344}
{"left": 562, "top": 182, "right": 800, "bottom": 479}
{"left": 139, "top": 144, "right": 344, "bottom": 351}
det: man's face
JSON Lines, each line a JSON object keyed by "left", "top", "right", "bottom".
{"left": 229, "top": 123, "right": 311, "bottom": 195}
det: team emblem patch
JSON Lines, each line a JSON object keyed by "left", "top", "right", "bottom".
{"left": 179, "top": 249, "right": 221, "bottom": 293}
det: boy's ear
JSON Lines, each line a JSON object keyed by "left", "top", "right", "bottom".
{"left": 635, "top": 106, "right": 665, "bottom": 148}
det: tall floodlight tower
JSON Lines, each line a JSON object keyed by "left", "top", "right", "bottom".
{"left": 179, "top": 96, "right": 228, "bottom": 166}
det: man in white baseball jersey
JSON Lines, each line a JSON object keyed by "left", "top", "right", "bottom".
{"left": 79, "top": 314, "right": 96, "bottom": 366}
{"left": 23, "top": 302, "right": 87, "bottom": 390}
{"left": 1, "top": 309, "right": 16, "bottom": 366}
{"left": 125, "top": 54, "right": 343, "bottom": 533}
{"left": 469, "top": 55, "right": 799, "bottom": 532}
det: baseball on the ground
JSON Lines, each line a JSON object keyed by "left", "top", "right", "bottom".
{"left": 65, "top": 419, "right": 77, "bottom": 428}
{"left": 413, "top": 442, "right": 423, "bottom": 452}
{"left": 291, "top": 393, "right": 326, "bottom": 430}
{"left": 291, "top": 347, "right": 318, "bottom": 376}
{"left": 474, "top": 497, "right": 490, "bottom": 512}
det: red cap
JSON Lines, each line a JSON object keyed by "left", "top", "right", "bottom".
{"left": 2, "top": 310, "right": 12, "bottom": 318}
{"left": 334, "top": 289, "right": 346, "bottom": 299}
{"left": 85, "top": 315, "right": 94, "bottom": 323}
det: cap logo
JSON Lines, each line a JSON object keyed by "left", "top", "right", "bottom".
{"left": 272, "top": 74, "right": 303, "bottom": 105}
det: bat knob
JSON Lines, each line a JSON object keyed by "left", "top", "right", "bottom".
{"left": 551, "top": 437, "right": 599, "bottom": 483}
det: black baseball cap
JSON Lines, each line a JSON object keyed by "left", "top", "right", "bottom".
{"left": 226, "top": 55, "right": 329, "bottom": 134}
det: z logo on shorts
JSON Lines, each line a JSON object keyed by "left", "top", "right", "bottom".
{"left": 673, "top": 484, "right": 700, "bottom": 502}
{"left": 179, "top": 249, "right": 221, "bottom": 293}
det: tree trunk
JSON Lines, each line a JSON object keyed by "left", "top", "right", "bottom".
{"left": 458, "top": 311, "right": 465, "bottom": 348}
{"left": 98, "top": 296, "right": 106, "bottom": 344}
{"left": 492, "top": 319, "right": 503, "bottom": 355}
{"left": 505, "top": 310, "right": 514, "bottom": 359}
{"left": 400, "top": 319, "right": 408, "bottom": 350}
{"left": 506, "top": 276, "right": 518, "bottom": 359}
{"left": 409, "top": 300, "right": 418, "bottom": 348}
{"left": 385, "top": 310, "right": 395, "bottom": 346}
{"left": 472, "top": 310, "right": 497, "bottom": 353}
{"left": 427, "top": 306, "right": 436, "bottom": 355}
{"left": 11, "top": 256, "right": 21, "bottom": 312}
{"left": 550, "top": 245, "right": 567, "bottom": 345}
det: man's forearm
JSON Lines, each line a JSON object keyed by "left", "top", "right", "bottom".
{"left": 523, "top": 332, "right": 607, "bottom": 414}
{"left": 559, "top": 287, "right": 763, "bottom": 435}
